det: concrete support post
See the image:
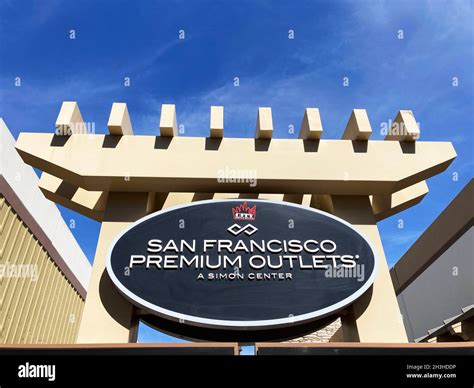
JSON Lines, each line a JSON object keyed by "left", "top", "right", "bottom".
{"left": 331, "top": 196, "right": 408, "bottom": 342}
{"left": 77, "top": 193, "right": 150, "bottom": 343}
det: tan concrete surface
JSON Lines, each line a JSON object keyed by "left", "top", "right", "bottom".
{"left": 16, "top": 103, "right": 457, "bottom": 344}
{"left": 159, "top": 104, "right": 177, "bottom": 137}
{"left": 77, "top": 193, "right": 150, "bottom": 343}
{"left": 371, "top": 180, "right": 429, "bottom": 221}
{"left": 255, "top": 107, "right": 273, "bottom": 139}
{"left": 107, "top": 103, "right": 133, "bottom": 136}
{"left": 210, "top": 106, "right": 224, "bottom": 138}
{"left": 15, "top": 134, "right": 456, "bottom": 195}
{"left": 55, "top": 101, "right": 84, "bottom": 135}
{"left": 385, "top": 110, "right": 420, "bottom": 141}
{"left": 39, "top": 173, "right": 106, "bottom": 221}
{"left": 331, "top": 196, "right": 408, "bottom": 342}
{"left": 299, "top": 108, "right": 323, "bottom": 140}
{"left": 342, "top": 109, "right": 372, "bottom": 140}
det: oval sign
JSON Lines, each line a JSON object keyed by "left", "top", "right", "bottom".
{"left": 106, "top": 199, "right": 377, "bottom": 336}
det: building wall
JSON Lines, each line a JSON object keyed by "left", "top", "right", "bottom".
{"left": 0, "top": 118, "right": 91, "bottom": 344}
{"left": 397, "top": 227, "right": 473, "bottom": 341}
{"left": 0, "top": 195, "right": 84, "bottom": 343}
{"left": 285, "top": 318, "right": 342, "bottom": 343}
{"left": 0, "top": 118, "right": 90, "bottom": 293}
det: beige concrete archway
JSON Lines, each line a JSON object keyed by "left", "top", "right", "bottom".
{"left": 15, "top": 102, "right": 456, "bottom": 343}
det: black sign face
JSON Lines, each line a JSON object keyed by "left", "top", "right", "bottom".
{"left": 106, "top": 200, "right": 377, "bottom": 340}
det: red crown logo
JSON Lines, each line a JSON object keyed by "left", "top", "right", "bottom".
{"left": 232, "top": 202, "right": 256, "bottom": 221}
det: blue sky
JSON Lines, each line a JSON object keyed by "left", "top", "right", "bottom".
{"left": 0, "top": 0, "right": 472, "bottom": 346}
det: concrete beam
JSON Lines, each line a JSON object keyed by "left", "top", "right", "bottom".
{"left": 255, "top": 107, "right": 273, "bottom": 139}
{"left": 107, "top": 103, "right": 134, "bottom": 136}
{"left": 385, "top": 110, "right": 420, "bottom": 141}
{"left": 16, "top": 133, "right": 456, "bottom": 195}
{"left": 311, "top": 194, "right": 335, "bottom": 213}
{"left": 371, "top": 181, "right": 429, "bottom": 221}
{"left": 39, "top": 173, "right": 106, "bottom": 221}
{"left": 213, "top": 193, "right": 239, "bottom": 199}
{"left": 299, "top": 108, "right": 323, "bottom": 140}
{"left": 448, "top": 322, "right": 468, "bottom": 340}
{"left": 342, "top": 109, "right": 372, "bottom": 141}
{"left": 159, "top": 104, "right": 177, "bottom": 137}
{"left": 210, "top": 106, "right": 224, "bottom": 138}
{"left": 52, "top": 101, "right": 107, "bottom": 219}
{"left": 55, "top": 101, "right": 85, "bottom": 135}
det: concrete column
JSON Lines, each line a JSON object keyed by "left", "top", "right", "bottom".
{"left": 331, "top": 196, "right": 408, "bottom": 342}
{"left": 77, "top": 193, "right": 150, "bottom": 343}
